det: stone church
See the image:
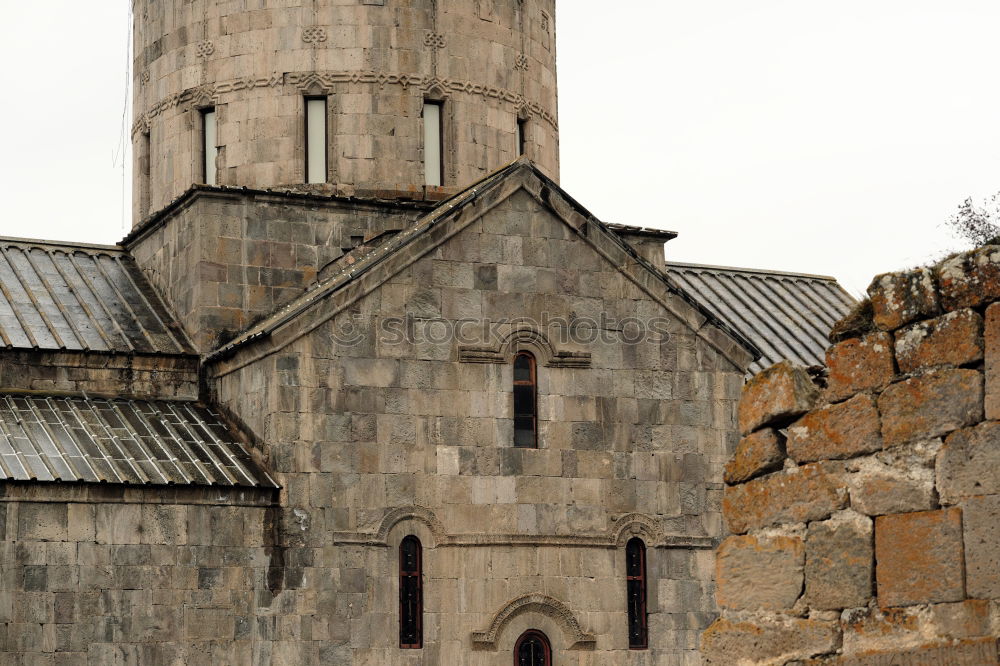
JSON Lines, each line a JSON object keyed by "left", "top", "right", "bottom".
{"left": 0, "top": 1, "right": 854, "bottom": 663}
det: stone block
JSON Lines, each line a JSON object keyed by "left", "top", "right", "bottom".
{"left": 724, "top": 427, "right": 786, "bottom": 485}
{"left": 937, "top": 422, "right": 1000, "bottom": 504}
{"left": 961, "top": 494, "right": 1000, "bottom": 599}
{"left": 17, "top": 503, "right": 68, "bottom": 541}
{"left": 825, "top": 332, "right": 896, "bottom": 402}
{"left": 847, "top": 445, "right": 938, "bottom": 517}
{"left": 867, "top": 267, "right": 941, "bottom": 332}
{"left": 875, "top": 508, "right": 965, "bottom": 607}
{"left": 987, "top": 303, "right": 1000, "bottom": 420}
{"left": 738, "top": 361, "right": 820, "bottom": 435}
{"left": 805, "top": 513, "right": 874, "bottom": 610}
{"left": 937, "top": 244, "right": 1000, "bottom": 311}
{"left": 716, "top": 534, "right": 804, "bottom": 611}
{"left": 701, "top": 617, "right": 840, "bottom": 665}
{"left": 877, "top": 369, "right": 983, "bottom": 446}
{"left": 894, "top": 308, "right": 983, "bottom": 373}
{"left": 787, "top": 393, "right": 882, "bottom": 463}
{"left": 723, "top": 462, "right": 849, "bottom": 534}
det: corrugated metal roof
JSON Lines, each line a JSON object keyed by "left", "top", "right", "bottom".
{"left": 0, "top": 395, "right": 277, "bottom": 488}
{"left": 0, "top": 238, "right": 192, "bottom": 354}
{"left": 666, "top": 261, "right": 856, "bottom": 374}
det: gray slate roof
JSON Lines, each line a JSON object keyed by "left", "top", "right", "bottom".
{"left": 666, "top": 262, "right": 856, "bottom": 374}
{"left": 0, "top": 395, "right": 277, "bottom": 488}
{"left": 0, "top": 238, "right": 192, "bottom": 354}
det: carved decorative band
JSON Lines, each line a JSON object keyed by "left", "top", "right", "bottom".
{"left": 328, "top": 506, "right": 714, "bottom": 549}
{"left": 132, "top": 71, "right": 558, "bottom": 136}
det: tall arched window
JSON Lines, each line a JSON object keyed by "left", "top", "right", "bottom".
{"left": 513, "top": 352, "right": 537, "bottom": 448}
{"left": 399, "top": 536, "right": 423, "bottom": 649}
{"left": 514, "top": 629, "right": 551, "bottom": 666}
{"left": 626, "top": 537, "right": 648, "bottom": 649}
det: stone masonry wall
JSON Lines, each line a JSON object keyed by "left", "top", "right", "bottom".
{"left": 701, "top": 245, "right": 1000, "bottom": 664}
{"left": 0, "top": 484, "right": 276, "bottom": 665}
{"left": 127, "top": 190, "right": 428, "bottom": 351}
{"left": 0, "top": 351, "right": 199, "bottom": 401}
{"left": 207, "top": 187, "right": 747, "bottom": 663}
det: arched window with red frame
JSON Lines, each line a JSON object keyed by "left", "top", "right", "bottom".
{"left": 514, "top": 629, "right": 551, "bottom": 666}
{"left": 513, "top": 352, "right": 537, "bottom": 448}
{"left": 399, "top": 535, "right": 423, "bottom": 649}
{"left": 626, "top": 537, "right": 648, "bottom": 649}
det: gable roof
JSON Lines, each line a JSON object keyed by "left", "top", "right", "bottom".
{"left": 0, "top": 394, "right": 276, "bottom": 488}
{"left": 206, "top": 159, "right": 761, "bottom": 371}
{"left": 0, "top": 237, "right": 193, "bottom": 355}
{"left": 666, "top": 261, "right": 856, "bottom": 374}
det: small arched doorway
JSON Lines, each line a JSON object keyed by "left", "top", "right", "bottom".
{"left": 514, "top": 629, "right": 552, "bottom": 666}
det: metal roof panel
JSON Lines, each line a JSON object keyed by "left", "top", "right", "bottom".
{"left": 665, "top": 262, "right": 856, "bottom": 373}
{"left": 0, "top": 240, "right": 193, "bottom": 355}
{"left": 0, "top": 395, "right": 276, "bottom": 489}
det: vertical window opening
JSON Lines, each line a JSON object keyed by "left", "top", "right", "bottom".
{"left": 201, "top": 108, "right": 217, "bottom": 186}
{"left": 399, "top": 536, "right": 423, "bottom": 649}
{"left": 514, "top": 630, "right": 551, "bottom": 666}
{"left": 423, "top": 101, "right": 444, "bottom": 187}
{"left": 513, "top": 352, "right": 537, "bottom": 448}
{"left": 305, "top": 96, "right": 328, "bottom": 184}
{"left": 627, "top": 537, "right": 649, "bottom": 649}
{"left": 516, "top": 119, "right": 527, "bottom": 156}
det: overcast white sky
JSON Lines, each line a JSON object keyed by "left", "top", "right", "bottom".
{"left": 2, "top": 2, "right": 998, "bottom": 295}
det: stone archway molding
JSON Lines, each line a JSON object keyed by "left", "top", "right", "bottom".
{"left": 458, "top": 320, "right": 591, "bottom": 368}
{"left": 610, "top": 512, "right": 665, "bottom": 547}
{"left": 471, "top": 594, "right": 597, "bottom": 651}
{"left": 375, "top": 506, "right": 447, "bottom": 545}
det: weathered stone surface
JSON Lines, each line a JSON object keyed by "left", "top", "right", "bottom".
{"left": 839, "top": 606, "right": 926, "bottom": 656}
{"left": 987, "top": 303, "right": 1000, "bottom": 421}
{"left": 716, "top": 534, "right": 804, "bottom": 611}
{"left": 846, "top": 443, "right": 939, "bottom": 516}
{"left": 937, "top": 421, "right": 1000, "bottom": 503}
{"left": 877, "top": 369, "right": 983, "bottom": 446}
{"left": 826, "top": 638, "right": 1000, "bottom": 665}
{"left": 825, "top": 332, "right": 896, "bottom": 403}
{"left": 834, "top": 602, "right": 996, "bottom": 660}
{"left": 724, "top": 427, "right": 785, "bottom": 485}
{"left": 739, "top": 361, "right": 820, "bottom": 435}
{"left": 937, "top": 244, "right": 1000, "bottom": 311}
{"left": 805, "top": 513, "right": 874, "bottom": 610}
{"left": 701, "top": 617, "right": 840, "bottom": 665}
{"left": 875, "top": 508, "right": 965, "bottom": 607}
{"left": 867, "top": 268, "right": 940, "bottom": 332}
{"left": 926, "top": 600, "right": 993, "bottom": 640}
{"left": 723, "top": 463, "right": 849, "bottom": 534}
{"left": 894, "top": 308, "right": 983, "bottom": 373}
{"left": 961, "top": 494, "right": 1000, "bottom": 599}
{"left": 787, "top": 393, "right": 882, "bottom": 463}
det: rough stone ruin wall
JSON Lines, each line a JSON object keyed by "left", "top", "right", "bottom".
{"left": 700, "top": 245, "right": 1000, "bottom": 664}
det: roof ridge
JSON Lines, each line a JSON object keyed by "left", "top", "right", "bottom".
{"left": 207, "top": 159, "right": 762, "bottom": 367}
{"left": 666, "top": 260, "right": 841, "bottom": 282}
